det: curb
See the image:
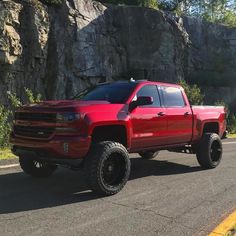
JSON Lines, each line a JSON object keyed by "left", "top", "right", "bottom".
{"left": 0, "top": 164, "right": 20, "bottom": 169}
{"left": 209, "top": 210, "right": 236, "bottom": 236}
{"left": 0, "top": 158, "right": 19, "bottom": 167}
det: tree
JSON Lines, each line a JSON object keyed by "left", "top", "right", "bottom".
{"left": 98, "top": 0, "right": 236, "bottom": 26}
{"left": 139, "top": 0, "right": 158, "bottom": 8}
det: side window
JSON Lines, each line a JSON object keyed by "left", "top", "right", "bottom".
{"left": 136, "top": 85, "right": 161, "bottom": 107}
{"left": 161, "top": 86, "right": 185, "bottom": 107}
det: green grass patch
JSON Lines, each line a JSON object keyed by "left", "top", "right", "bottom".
{"left": 0, "top": 149, "right": 17, "bottom": 160}
{"left": 228, "top": 133, "right": 236, "bottom": 138}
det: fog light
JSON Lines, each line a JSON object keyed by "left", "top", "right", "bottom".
{"left": 63, "top": 143, "right": 69, "bottom": 153}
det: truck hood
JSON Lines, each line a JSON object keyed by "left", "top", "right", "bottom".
{"left": 19, "top": 100, "right": 126, "bottom": 114}
{"left": 30, "top": 100, "right": 110, "bottom": 108}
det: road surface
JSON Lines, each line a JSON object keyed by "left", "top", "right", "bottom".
{"left": 0, "top": 139, "right": 236, "bottom": 236}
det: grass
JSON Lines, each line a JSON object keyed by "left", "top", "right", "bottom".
{"left": 0, "top": 148, "right": 17, "bottom": 160}
{"left": 228, "top": 133, "right": 236, "bottom": 138}
{"left": 225, "top": 224, "right": 236, "bottom": 236}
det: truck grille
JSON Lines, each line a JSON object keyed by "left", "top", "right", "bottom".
{"left": 15, "top": 112, "right": 56, "bottom": 123}
{"left": 14, "top": 126, "right": 54, "bottom": 139}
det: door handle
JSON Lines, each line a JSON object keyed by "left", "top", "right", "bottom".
{"left": 157, "top": 112, "right": 165, "bottom": 117}
{"left": 184, "top": 112, "right": 190, "bottom": 116}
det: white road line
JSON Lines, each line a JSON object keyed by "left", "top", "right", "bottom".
{"left": 0, "top": 164, "right": 19, "bottom": 169}
{"left": 223, "top": 142, "right": 236, "bottom": 145}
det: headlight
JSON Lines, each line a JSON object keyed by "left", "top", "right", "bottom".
{"left": 56, "top": 113, "right": 80, "bottom": 122}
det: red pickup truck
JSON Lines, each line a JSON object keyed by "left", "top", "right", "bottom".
{"left": 10, "top": 80, "right": 226, "bottom": 195}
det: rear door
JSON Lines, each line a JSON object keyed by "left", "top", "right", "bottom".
{"left": 159, "top": 86, "right": 192, "bottom": 145}
{"left": 130, "top": 85, "right": 167, "bottom": 150}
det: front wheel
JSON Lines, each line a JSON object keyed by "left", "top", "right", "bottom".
{"left": 19, "top": 156, "right": 57, "bottom": 178}
{"left": 196, "top": 133, "right": 223, "bottom": 169}
{"left": 85, "top": 141, "right": 131, "bottom": 196}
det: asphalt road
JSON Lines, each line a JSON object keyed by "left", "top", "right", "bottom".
{"left": 0, "top": 139, "right": 236, "bottom": 236}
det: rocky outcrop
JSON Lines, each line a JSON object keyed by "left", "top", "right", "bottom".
{"left": 183, "top": 16, "right": 236, "bottom": 106}
{"left": 0, "top": 0, "right": 235, "bottom": 106}
{"left": 0, "top": 0, "right": 49, "bottom": 104}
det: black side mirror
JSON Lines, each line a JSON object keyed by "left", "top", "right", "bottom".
{"left": 136, "top": 96, "right": 153, "bottom": 106}
{"left": 129, "top": 96, "right": 153, "bottom": 111}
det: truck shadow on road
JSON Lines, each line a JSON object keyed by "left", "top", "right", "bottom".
{"left": 0, "top": 156, "right": 203, "bottom": 214}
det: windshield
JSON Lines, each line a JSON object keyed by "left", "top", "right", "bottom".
{"left": 80, "top": 82, "right": 137, "bottom": 104}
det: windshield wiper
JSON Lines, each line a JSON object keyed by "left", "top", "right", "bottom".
{"left": 70, "top": 86, "right": 95, "bottom": 100}
{"left": 70, "top": 82, "right": 112, "bottom": 100}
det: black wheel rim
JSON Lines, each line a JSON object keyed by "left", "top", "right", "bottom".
{"left": 210, "top": 140, "right": 222, "bottom": 163}
{"left": 101, "top": 153, "right": 127, "bottom": 188}
{"left": 33, "top": 160, "right": 46, "bottom": 169}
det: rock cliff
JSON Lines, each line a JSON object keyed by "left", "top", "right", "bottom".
{"left": 0, "top": 0, "right": 235, "bottom": 106}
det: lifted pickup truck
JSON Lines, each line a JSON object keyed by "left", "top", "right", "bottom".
{"left": 10, "top": 80, "right": 226, "bottom": 195}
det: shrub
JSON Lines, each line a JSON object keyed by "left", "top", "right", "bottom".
{"left": 7, "top": 91, "right": 22, "bottom": 109}
{"left": 0, "top": 106, "right": 11, "bottom": 149}
{"left": 178, "top": 79, "right": 204, "bottom": 105}
{"left": 25, "top": 88, "right": 42, "bottom": 104}
{"left": 228, "top": 114, "right": 236, "bottom": 134}
{"left": 0, "top": 89, "right": 42, "bottom": 148}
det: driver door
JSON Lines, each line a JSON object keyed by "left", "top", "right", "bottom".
{"left": 130, "top": 85, "right": 167, "bottom": 151}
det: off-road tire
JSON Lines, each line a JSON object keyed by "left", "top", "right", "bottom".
{"left": 139, "top": 151, "right": 159, "bottom": 159}
{"left": 196, "top": 133, "right": 223, "bottom": 169}
{"left": 85, "top": 141, "right": 131, "bottom": 196}
{"left": 19, "top": 156, "right": 57, "bottom": 178}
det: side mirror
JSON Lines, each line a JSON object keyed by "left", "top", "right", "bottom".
{"left": 136, "top": 96, "right": 153, "bottom": 106}
{"left": 129, "top": 96, "right": 153, "bottom": 111}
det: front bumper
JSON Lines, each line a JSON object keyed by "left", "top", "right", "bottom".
{"left": 10, "top": 134, "right": 91, "bottom": 159}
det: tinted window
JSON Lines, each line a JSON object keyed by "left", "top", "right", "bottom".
{"left": 136, "top": 85, "right": 161, "bottom": 107}
{"left": 81, "top": 82, "right": 137, "bottom": 104}
{"left": 161, "top": 86, "right": 185, "bottom": 107}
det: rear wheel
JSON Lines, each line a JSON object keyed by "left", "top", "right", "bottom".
{"left": 85, "top": 141, "right": 131, "bottom": 196}
{"left": 139, "top": 151, "right": 159, "bottom": 159}
{"left": 196, "top": 133, "right": 222, "bottom": 169}
{"left": 19, "top": 156, "right": 57, "bottom": 178}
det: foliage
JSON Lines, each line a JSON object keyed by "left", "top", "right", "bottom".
{"left": 167, "top": 0, "right": 236, "bottom": 27}
{"left": 202, "top": 2, "right": 236, "bottom": 27}
{"left": 0, "top": 89, "right": 42, "bottom": 149}
{"left": 0, "top": 106, "right": 11, "bottom": 149}
{"left": 228, "top": 114, "right": 236, "bottom": 134}
{"left": 7, "top": 91, "right": 22, "bottom": 108}
{"left": 101, "top": 0, "right": 236, "bottom": 27}
{"left": 40, "top": 0, "right": 62, "bottom": 6}
{"left": 220, "top": 10, "right": 236, "bottom": 27}
{"left": 140, "top": 0, "right": 158, "bottom": 8}
{"left": 0, "top": 149, "right": 16, "bottom": 160}
{"left": 98, "top": 0, "right": 158, "bottom": 8}
{"left": 178, "top": 79, "right": 204, "bottom": 105}
{"left": 25, "top": 88, "right": 42, "bottom": 104}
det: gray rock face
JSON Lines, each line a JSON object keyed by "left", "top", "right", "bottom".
{"left": 0, "top": 0, "right": 235, "bottom": 106}
{"left": 183, "top": 17, "right": 236, "bottom": 105}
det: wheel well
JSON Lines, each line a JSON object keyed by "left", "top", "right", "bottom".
{"left": 203, "top": 122, "right": 219, "bottom": 135}
{"left": 91, "top": 125, "right": 127, "bottom": 147}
